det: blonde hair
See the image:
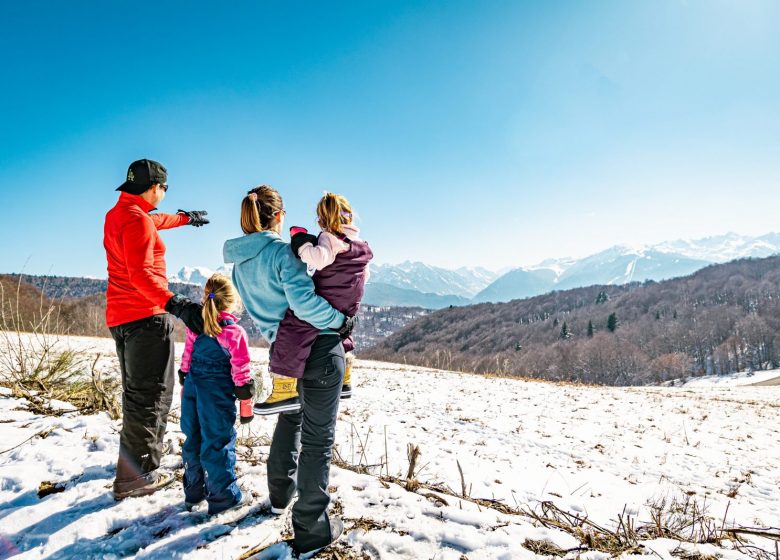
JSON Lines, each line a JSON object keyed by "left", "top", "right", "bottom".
{"left": 317, "top": 192, "right": 353, "bottom": 235}
{"left": 202, "top": 273, "right": 240, "bottom": 337}
{"left": 241, "top": 185, "right": 284, "bottom": 234}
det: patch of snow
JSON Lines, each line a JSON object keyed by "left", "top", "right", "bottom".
{"left": 680, "top": 368, "right": 780, "bottom": 387}
{"left": 1, "top": 334, "right": 778, "bottom": 558}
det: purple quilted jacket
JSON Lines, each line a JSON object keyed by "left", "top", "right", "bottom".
{"left": 269, "top": 233, "right": 373, "bottom": 378}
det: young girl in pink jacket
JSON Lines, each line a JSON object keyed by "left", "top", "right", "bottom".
{"left": 178, "top": 273, "right": 255, "bottom": 514}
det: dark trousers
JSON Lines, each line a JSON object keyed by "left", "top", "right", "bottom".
{"left": 267, "top": 335, "right": 344, "bottom": 552}
{"left": 180, "top": 359, "right": 240, "bottom": 514}
{"left": 109, "top": 314, "right": 175, "bottom": 484}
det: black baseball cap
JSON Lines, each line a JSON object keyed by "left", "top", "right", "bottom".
{"left": 117, "top": 159, "right": 168, "bottom": 194}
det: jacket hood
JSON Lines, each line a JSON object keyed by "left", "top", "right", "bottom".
{"left": 340, "top": 224, "right": 361, "bottom": 240}
{"left": 223, "top": 231, "right": 280, "bottom": 265}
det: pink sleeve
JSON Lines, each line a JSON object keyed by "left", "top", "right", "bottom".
{"left": 218, "top": 325, "right": 252, "bottom": 386}
{"left": 298, "top": 232, "right": 348, "bottom": 270}
{"left": 180, "top": 328, "right": 197, "bottom": 373}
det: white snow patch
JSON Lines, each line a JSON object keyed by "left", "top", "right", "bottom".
{"left": 1, "top": 334, "right": 778, "bottom": 558}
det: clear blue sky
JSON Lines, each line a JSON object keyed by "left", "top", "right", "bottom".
{"left": 1, "top": 0, "right": 778, "bottom": 277}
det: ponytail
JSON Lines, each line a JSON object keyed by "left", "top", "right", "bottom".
{"left": 202, "top": 296, "right": 222, "bottom": 337}
{"left": 240, "top": 194, "right": 262, "bottom": 234}
{"left": 316, "top": 192, "right": 353, "bottom": 235}
{"left": 241, "top": 185, "right": 283, "bottom": 234}
{"left": 201, "top": 273, "right": 240, "bottom": 337}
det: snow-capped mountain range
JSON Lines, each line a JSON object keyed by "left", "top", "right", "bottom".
{"left": 171, "top": 232, "right": 780, "bottom": 308}
{"left": 653, "top": 232, "right": 780, "bottom": 262}
{"left": 472, "top": 232, "right": 780, "bottom": 304}
{"left": 170, "top": 265, "right": 233, "bottom": 287}
{"left": 368, "top": 262, "right": 498, "bottom": 299}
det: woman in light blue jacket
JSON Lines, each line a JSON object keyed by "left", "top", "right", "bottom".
{"left": 223, "top": 185, "right": 351, "bottom": 554}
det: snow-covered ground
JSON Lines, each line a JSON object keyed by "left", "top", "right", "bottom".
{"left": 1, "top": 334, "right": 779, "bottom": 559}
{"left": 679, "top": 368, "right": 780, "bottom": 387}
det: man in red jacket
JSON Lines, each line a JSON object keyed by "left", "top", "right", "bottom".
{"left": 104, "top": 158, "right": 209, "bottom": 500}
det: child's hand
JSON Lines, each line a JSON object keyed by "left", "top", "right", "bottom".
{"left": 290, "top": 228, "right": 318, "bottom": 258}
{"left": 234, "top": 382, "right": 256, "bottom": 400}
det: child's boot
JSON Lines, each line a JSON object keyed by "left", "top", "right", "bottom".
{"left": 254, "top": 374, "right": 302, "bottom": 415}
{"left": 341, "top": 352, "right": 354, "bottom": 400}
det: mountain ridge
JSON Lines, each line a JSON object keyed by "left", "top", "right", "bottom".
{"left": 169, "top": 232, "right": 780, "bottom": 308}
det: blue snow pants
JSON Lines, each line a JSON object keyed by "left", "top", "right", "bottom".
{"left": 180, "top": 335, "right": 241, "bottom": 514}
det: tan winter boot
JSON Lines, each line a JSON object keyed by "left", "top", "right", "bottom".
{"left": 253, "top": 374, "right": 301, "bottom": 415}
{"left": 341, "top": 352, "right": 354, "bottom": 400}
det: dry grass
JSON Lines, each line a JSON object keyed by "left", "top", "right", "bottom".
{"left": 37, "top": 480, "right": 67, "bottom": 499}
{"left": 311, "top": 545, "right": 371, "bottom": 560}
{"left": 522, "top": 538, "right": 569, "bottom": 556}
{"left": 235, "top": 433, "right": 273, "bottom": 466}
{"left": 328, "top": 441, "right": 779, "bottom": 560}
{"left": 0, "top": 278, "right": 121, "bottom": 419}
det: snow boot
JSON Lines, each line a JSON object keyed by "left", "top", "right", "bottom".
{"left": 210, "top": 488, "right": 252, "bottom": 516}
{"left": 254, "top": 375, "right": 301, "bottom": 415}
{"left": 113, "top": 470, "right": 174, "bottom": 500}
{"left": 185, "top": 498, "right": 205, "bottom": 511}
{"left": 291, "top": 516, "right": 344, "bottom": 556}
{"left": 340, "top": 353, "right": 354, "bottom": 400}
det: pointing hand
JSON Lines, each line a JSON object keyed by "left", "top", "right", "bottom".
{"left": 178, "top": 209, "right": 209, "bottom": 227}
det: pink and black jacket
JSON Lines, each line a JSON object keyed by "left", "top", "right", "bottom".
{"left": 180, "top": 311, "right": 252, "bottom": 388}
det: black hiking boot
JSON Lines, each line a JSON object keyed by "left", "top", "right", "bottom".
{"left": 113, "top": 470, "right": 174, "bottom": 500}
{"left": 291, "top": 516, "right": 344, "bottom": 556}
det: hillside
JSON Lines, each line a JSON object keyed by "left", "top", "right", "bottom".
{"left": 364, "top": 256, "right": 780, "bottom": 385}
{"left": 1, "top": 335, "right": 777, "bottom": 558}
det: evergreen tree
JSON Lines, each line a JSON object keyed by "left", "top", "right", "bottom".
{"left": 607, "top": 313, "right": 618, "bottom": 333}
{"left": 587, "top": 320, "right": 594, "bottom": 337}
{"left": 655, "top": 310, "right": 661, "bottom": 320}
{"left": 553, "top": 317, "right": 559, "bottom": 327}
{"left": 559, "top": 321, "right": 570, "bottom": 340}
{"left": 515, "top": 342, "right": 522, "bottom": 351}
{"left": 596, "top": 291, "right": 609, "bottom": 304}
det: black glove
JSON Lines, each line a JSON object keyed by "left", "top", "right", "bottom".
{"left": 165, "top": 294, "right": 204, "bottom": 334}
{"left": 337, "top": 315, "right": 357, "bottom": 339}
{"left": 178, "top": 209, "right": 209, "bottom": 227}
{"left": 234, "top": 382, "right": 256, "bottom": 400}
{"left": 291, "top": 232, "right": 318, "bottom": 258}
{"left": 178, "top": 369, "right": 187, "bottom": 386}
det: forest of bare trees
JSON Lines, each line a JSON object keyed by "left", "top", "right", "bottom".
{"left": 363, "top": 257, "right": 780, "bottom": 385}
{"left": 0, "top": 275, "right": 206, "bottom": 342}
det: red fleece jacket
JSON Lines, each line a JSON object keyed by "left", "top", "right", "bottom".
{"left": 104, "top": 192, "right": 189, "bottom": 327}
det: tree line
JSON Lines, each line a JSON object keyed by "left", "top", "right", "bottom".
{"left": 0, "top": 275, "right": 424, "bottom": 351}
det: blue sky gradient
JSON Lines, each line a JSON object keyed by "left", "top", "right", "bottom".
{"left": 1, "top": 1, "right": 778, "bottom": 277}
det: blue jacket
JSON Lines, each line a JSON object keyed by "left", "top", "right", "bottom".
{"left": 223, "top": 231, "right": 345, "bottom": 343}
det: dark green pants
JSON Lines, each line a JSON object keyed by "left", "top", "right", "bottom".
{"left": 267, "top": 334, "right": 344, "bottom": 552}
